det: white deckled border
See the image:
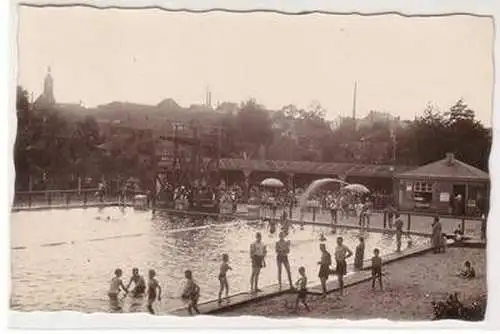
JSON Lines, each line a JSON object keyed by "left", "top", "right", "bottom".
{"left": 1, "top": 0, "right": 499, "bottom": 331}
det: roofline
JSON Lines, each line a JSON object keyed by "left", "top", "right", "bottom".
{"left": 395, "top": 175, "right": 489, "bottom": 183}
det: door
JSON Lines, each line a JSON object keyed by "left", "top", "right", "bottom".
{"left": 452, "top": 184, "right": 466, "bottom": 216}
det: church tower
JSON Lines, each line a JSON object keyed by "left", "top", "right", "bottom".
{"left": 43, "top": 66, "right": 55, "bottom": 105}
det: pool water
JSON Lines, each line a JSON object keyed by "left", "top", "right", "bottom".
{"left": 10, "top": 207, "right": 428, "bottom": 314}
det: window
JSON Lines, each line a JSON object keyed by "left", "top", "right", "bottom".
{"left": 414, "top": 181, "right": 433, "bottom": 193}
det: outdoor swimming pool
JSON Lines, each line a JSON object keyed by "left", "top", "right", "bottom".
{"left": 10, "top": 207, "right": 429, "bottom": 314}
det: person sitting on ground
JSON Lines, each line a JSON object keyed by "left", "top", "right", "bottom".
{"left": 457, "top": 261, "right": 476, "bottom": 279}
{"left": 371, "top": 248, "right": 383, "bottom": 291}
{"left": 440, "top": 233, "right": 448, "bottom": 253}
{"left": 294, "top": 266, "right": 310, "bottom": 313}
{"left": 181, "top": 270, "right": 201, "bottom": 315}
{"left": 125, "top": 268, "right": 146, "bottom": 297}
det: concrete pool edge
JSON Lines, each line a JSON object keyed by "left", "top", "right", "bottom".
{"left": 169, "top": 243, "right": 436, "bottom": 316}
{"left": 10, "top": 202, "right": 132, "bottom": 212}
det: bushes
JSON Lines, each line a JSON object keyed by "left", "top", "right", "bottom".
{"left": 432, "top": 293, "right": 486, "bottom": 321}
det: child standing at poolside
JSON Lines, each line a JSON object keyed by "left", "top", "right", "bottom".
{"left": 146, "top": 269, "right": 162, "bottom": 314}
{"left": 218, "top": 253, "right": 232, "bottom": 304}
{"left": 294, "top": 266, "right": 310, "bottom": 313}
{"left": 182, "top": 270, "right": 201, "bottom": 315}
{"left": 108, "top": 268, "right": 128, "bottom": 311}
{"left": 371, "top": 249, "right": 383, "bottom": 291}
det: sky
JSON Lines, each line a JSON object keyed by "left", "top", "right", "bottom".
{"left": 17, "top": 6, "right": 494, "bottom": 124}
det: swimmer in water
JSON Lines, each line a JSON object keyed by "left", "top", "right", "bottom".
{"left": 268, "top": 219, "right": 277, "bottom": 234}
{"left": 146, "top": 269, "right": 162, "bottom": 314}
{"left": 126, "top": 268, "right": 146, "bottom": 297}
{"left": 319, "top": 233, "right": 327, "bottom": 242}
{"left": 108, "top": 268, "right": 128, "bottom": 311}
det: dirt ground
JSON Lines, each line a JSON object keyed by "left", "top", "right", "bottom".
{"left": 221, "top": 247, "right": 486, "bottom": 321}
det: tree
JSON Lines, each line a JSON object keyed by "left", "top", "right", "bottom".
{"left": 396, "top": 100, "right": 491, "bottom": 171}
{"left": 234, "top": 99, "right": 274, "bottom": 158}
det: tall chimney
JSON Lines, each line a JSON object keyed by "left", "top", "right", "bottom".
{"left": 446, "top": 152, "right": 455, "bottom": 165}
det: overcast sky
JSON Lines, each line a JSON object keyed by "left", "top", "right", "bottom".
{"left": 17, "top": 6, "right": 494, "bottom": 124}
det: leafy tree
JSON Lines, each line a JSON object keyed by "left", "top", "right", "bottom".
{"left": 234, "top": 99, "right": 274, "bottom": 158}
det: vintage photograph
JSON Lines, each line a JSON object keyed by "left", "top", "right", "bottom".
{"left": 11, "top": 5, "right": 491, "bottom": 321}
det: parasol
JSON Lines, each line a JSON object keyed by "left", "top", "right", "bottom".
{"left": 343, "top": 184, "right": 370, "bottom": 193}
{"left": 260, "top": 178, "right": 285, "bottom": 188}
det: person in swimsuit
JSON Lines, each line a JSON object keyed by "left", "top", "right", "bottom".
{"left": 354, "top": 237, "right": 365, "bottom": 270}
{"left": 334, "top": 237, "right": 353, "bottom": 296}
{"left": 394, "top": 213, "right": 404, "bottom": 252}
{"left": 294, "top": 266, "right": 310, "bottom": 313}
{"left": 276, "top": 232, "right": 293, "bottom": 290}
{"left": 182, "top": 270, "right": 201, "bottom": 315}
{"left": 268, "top": 218, "right": 277, "bottom": 234}
{"left": 317, "top": 243, "right": 332, "bottom": 298}
{"left": 218, "top": 253, "right": 232, "bottom": 304}
{"left": 250, "top": 232, "right": 267, "bottom": 293}
{"left": 371, "top": 248, "right": 383, "bottom": 290}
{"left": 146, "top": 269, "right": 161, "bottom": 314}
{"left": 108, "top": 268, "right": 128, "bottom": 311}
{"left": 126, "top": 268, "right": 146, "bottom": 297}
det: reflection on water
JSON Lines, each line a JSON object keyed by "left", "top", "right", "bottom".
{"left": 10, "top": 207, "right": 428, "bottom": 313}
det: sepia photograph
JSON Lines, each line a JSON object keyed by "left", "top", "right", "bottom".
{"left": 9, "top": 2, "right": 493, "bottom": 323}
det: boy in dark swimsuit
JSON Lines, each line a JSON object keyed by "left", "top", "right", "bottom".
{"left": 276, "top": 232, "right": 293, "bottom": 290}
{"left": 146, "top": 269, "right": 161, "bottom": 314}
{"left": 182, "top": 270, "right": 201, "bottom": 315}
{"left": 218, "top": 253, "right": 232, "bottom": 304}
{"left": 371, "top": 248, "right": 383, "bottom": 290}
{"left": 317, "top": 243, "right": 332, "bottom": 298}
{"left": 126, "top": 268, "right": 146, "bottom": 297}
{"left": 294, "top": 266, "right": 310, "bottom": 313}
{"left": 334, "top": 237, "right": 353, "bottom": 296}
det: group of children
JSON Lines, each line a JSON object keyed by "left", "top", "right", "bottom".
{"left": 107, "top": 267, "right": 200, "bottom": 315}
{"left": 107, "top": 268, "right": 161, "bottom": 314}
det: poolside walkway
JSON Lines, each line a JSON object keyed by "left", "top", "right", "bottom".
{"left": 170, "top": 242, "right": 437, "bottom": 316}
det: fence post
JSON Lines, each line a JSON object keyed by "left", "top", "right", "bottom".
{"left": 383, "top": 211, "right": 387, "bottom": 229}
{"left": 65, "top": 193, "right": 70, "bottom": 207}
{"left": 289, "top": 204, "right": 293, "bottom": 220}
{"left": 83, "top": 191, "right": 88, "bottom": 207}
{"left": 28, "top": 193, "right": 32, "bottom": 208}
{"left": 47, "top": 192, "right": 52, "bottom": 207}
{"left": 407, "top": 213, "right": 412, "bottom": 231}
{"left": 312, "top": 206, "right": 316, "bottom": 222}
{"left": 461, "top": 217, "right": 466, "bottom": 235}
